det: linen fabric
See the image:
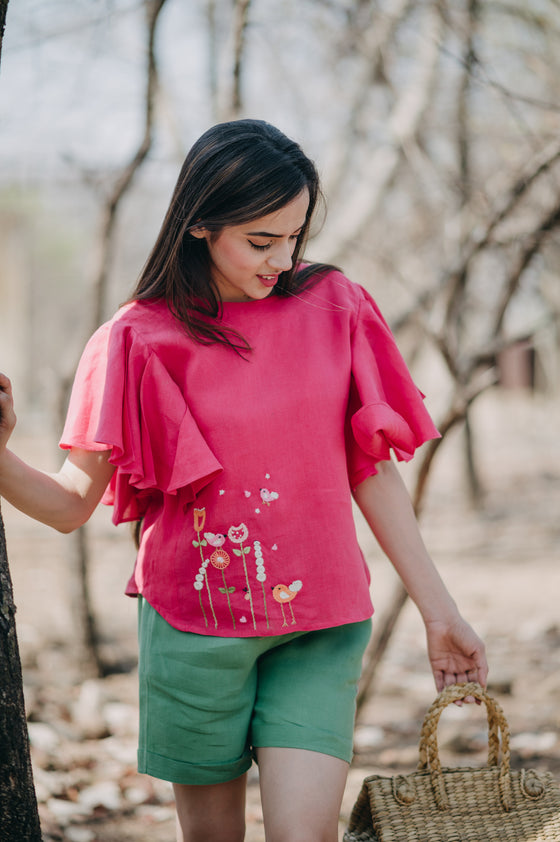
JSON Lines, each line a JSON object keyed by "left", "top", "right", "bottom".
{"left": 60, "top": 270, "right": 440, "bottom": 637}
{"left": 137, "top": 596, "right": 372, "bottom": 784}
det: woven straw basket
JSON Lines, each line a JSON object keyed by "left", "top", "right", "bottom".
{"left": 344, "top": 682, "right": 560, "bottom": 842}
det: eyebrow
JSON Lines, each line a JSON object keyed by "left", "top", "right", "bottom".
{"left": 246, "top": 226, "right": 304, "bottom": 238}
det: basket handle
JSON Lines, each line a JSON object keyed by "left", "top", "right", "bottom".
{"left": 417, "top": 682, "right": 513, "bottom": 811}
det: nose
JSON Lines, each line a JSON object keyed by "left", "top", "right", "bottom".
{"left": 267, "top": 240, "right": 294, "bottom": 272}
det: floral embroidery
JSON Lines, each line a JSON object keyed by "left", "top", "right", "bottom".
{"left": 228, "top": 523, "right": 248, "bottom": 543}
{"left": 188, "top": 477, "right": 298, "bottom": 632}
{"left": 228, "top": 523, "right": 256, "bottom": 630}
{"left": 260, "top": 488, "right": 279, "bottom": 505}
{"left": 272, "top": 580, "right": 303, "bottom": 627}
{"left": 210, "top": 548, "right": 236, "bottom": 629}
{"left": 253, "top": 541, "right": 269, "bottom": 629}
{"left": 191, "top": 508, "right": 217, "bottom": 629}
{"left": 193, "top": 507, "right": 206, "bottom": 533}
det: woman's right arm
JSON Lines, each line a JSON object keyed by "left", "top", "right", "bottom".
{"left": 0, "top": 374, "right": 115, "bottom": 533}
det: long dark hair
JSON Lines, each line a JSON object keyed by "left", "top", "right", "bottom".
{"left": 130, "top": 119, "right": 333, "bottom": 352}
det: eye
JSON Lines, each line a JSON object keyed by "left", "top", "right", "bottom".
{"left": 248, "top": 241, "right": 271, "bottom": 251}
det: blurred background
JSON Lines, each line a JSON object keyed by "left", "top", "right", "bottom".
{"left": 1, "top": 1, "right": 559, "bottom": 840}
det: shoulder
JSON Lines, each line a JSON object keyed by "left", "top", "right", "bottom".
{"left": 90, "top": 299, "right": 185, "bottom": 350}
{"left": 110, "top": 298, "right": 181, "bottom": 337}
{"left": 295, "top": 265, "right": 374, "bottom": 318}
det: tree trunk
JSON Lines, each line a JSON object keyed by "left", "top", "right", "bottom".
{"left": 0, "top": 505, "right": 42, "bottom": 841}
{"left": 0, "top": 0, "right": 8, "bottom": 64}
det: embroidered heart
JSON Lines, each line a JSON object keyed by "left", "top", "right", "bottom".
{"left": 244, "top": 490, "right": 251, "bottom": 497}
{"left": 255, "top": 508, "right": 260, "bottom": 514}
{"left": 219, "top": 489, "right": 225, "bottom": 495}
{"left": 272, "top": 544, "right": 278, "bottom": 551}
{"left": 240, "top": 616, "right": 247, "bottom": 623}
{"left": 265, "top": 473, "right": 271, "bottom": 479}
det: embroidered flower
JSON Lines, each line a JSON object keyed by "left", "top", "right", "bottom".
{"left": 254, "top": 541, "right": 266, "bottom": 582}
{"left": 194, "top": 507, "right": 206, "bottom": 533}
{"left": 192, "top": 508, "right": 215, "bottom": 629}
{"left": 210, "top": 549, "right": 230, "bottom": 570}
{"left": 210, "top": 548, "right": 236, "bottom": 629}
{"left": 228, "top": 523, "right": 255, "bottom": 629}
{"left": 228, "top": 523, "right": 249, "bottom": 544}
{"left": 253, "top": 541, "right": 269, "bottom": 630}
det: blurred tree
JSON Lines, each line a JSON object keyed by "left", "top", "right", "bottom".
{"left": 59, "top": 0, "right": 169, "bottom": 678}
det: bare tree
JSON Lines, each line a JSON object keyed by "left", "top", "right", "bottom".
{"left": 355, "top": 57, "right": 560, "bottom": 715}
{"left": 59, "top": 0, "right": 169, "bottom": 678}
{"left": 229, "top": 0, "right": 252, "bottom": 119}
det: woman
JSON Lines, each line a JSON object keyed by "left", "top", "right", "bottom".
{"left": 0, "top": 119, "right": 487, "bottom": 842}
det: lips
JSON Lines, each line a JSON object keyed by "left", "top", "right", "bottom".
{"left": 257, "top": 274, "right": 278, "bottom": 288}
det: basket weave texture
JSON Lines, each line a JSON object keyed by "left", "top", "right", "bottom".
{"left": 344, "top": 683, "right": 560, "bottom": 842}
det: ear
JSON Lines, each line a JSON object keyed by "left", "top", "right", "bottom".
{"left": 189, "top": 225, "right": 209, "bottom": 240}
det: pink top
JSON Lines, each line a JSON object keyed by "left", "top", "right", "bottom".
{"left": 60, "top": 271, "right": 439, "bottom": 636}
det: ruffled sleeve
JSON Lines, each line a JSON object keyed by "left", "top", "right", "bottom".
{"left": 346, "top": 286, "right": 440, "bottom": 489}
{"left": 60, "top": 317, "right": 223, "bottom": 524}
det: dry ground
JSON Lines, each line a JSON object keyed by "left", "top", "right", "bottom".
{"left": 3, "top": 389, "right": 560, "bottom": 841}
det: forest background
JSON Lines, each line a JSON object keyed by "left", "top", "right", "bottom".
{"left": 0, "top": 1, "right": 559, "bottom": 840}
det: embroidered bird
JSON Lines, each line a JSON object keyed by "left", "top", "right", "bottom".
{"left": 272, "top": 580, "right": 302, "bottom": 627}
{"left": 204, "top": 532, "right": 226, "bottom": 548}
{"left": 260, "top": 488, "right": 279, "bottom": 505}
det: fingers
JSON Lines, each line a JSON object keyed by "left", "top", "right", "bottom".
{"left": 0, "top": 373, "right": 16, "bottom": 433}
{"left": 0, "top": 372, "right": 13, "bottom": 393}
{"left": 433, "top": 668, "right": 486, "bottom": 705}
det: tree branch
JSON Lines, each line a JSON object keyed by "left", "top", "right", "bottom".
{"left": 322, "top": 0, "right": 414, "bottom": 203}
{"left": 441, "top": 136, "right": 560, "bottom": 298}
{"left": 228, "top": 0, "right": 252, "bottom": 119}
{"left": 315, "top": 0, "right": 444, "bottom": 264}
{"left": 89, "top": 0, "right": 168, "bottom": 332}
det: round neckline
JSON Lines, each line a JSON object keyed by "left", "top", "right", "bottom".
{"left": 220, "top": 292, "right": 282, "bottom": 308}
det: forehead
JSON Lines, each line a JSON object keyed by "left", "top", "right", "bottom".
{"left": 240, "top": 188, "right": 310, "bottom": 234}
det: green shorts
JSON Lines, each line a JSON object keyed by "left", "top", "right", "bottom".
{"left": 137, "top": 598, "right": 371, "bottom": 785}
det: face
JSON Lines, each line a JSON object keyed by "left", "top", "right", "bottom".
{"left": 192, "top": 188, "right": 310, "bottom": 302}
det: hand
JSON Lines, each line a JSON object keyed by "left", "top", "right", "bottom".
{"left": 425, "top": 615, "right": 488, "bottom": 704}
{"left": 0, "top": 373, "right": 17, "bottom": 453}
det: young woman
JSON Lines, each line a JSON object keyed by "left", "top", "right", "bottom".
{"left": 0, "top": 119, "right": 487, "bottom": 842}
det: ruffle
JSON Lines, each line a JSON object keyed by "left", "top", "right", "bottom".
{"left": 60, "top": 319, "right": 223, "bottom": 524}
{"left": 347, "top": 287, "right": 440, "bottom": 487}
{"left": 352, "top": 401, "right": 420, "bottom": 462}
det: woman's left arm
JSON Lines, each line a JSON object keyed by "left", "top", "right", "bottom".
{"left": 353, "top": 460, "right": 488, "bottom": 693}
